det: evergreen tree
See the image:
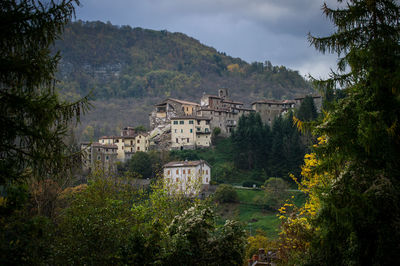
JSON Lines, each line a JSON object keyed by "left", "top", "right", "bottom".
{"left": 308, "top": 0, "right": 400, "bottom": 264}
{"left": 0, "top": 0, "right": 87, "bottom": 185}
{"left": 296, "top": 95, "right": 318, "bottom": 121}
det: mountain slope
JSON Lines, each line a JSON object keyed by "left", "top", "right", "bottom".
{"left": 55, "top": 21, "right": 312, "bottom": 101}
{"left": 54, "top": 21, "right": 313, "bottom": 139}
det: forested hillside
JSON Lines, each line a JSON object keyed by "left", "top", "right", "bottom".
{"left": 54, "top": 21, "right": 313, "bottom": 138}
{"left": 56, "top": 21, "right": 312, "bottom": 101}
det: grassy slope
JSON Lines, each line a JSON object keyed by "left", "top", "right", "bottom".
{"left": 217, "top": 188, "right": 306, "bottom": 239}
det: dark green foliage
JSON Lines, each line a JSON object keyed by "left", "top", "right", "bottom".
{"left": 307, "top": 0, "right": 400, "bottom": 264}
{"left": 296, "top": 95, "right": 317, "bottom": 121}
{"left": 257, "top": 178, "right": 290, "bottom": 210}
{"left": 53, "top": 178, "right": 246, "bottom": 265}
{"left": 0, "top": 0, "right": 89, "bottom": 185}
{"left": 214, "top": 184, "right": 239, "bottom": 203}
{"left": 231, "top": 113, "right": 269, "bottom": 170}
{"left": 231, "top": 111, "right": 307, "bottom": 182}
{"left": 127, "top": 151, "right": 154, "bottom": 179}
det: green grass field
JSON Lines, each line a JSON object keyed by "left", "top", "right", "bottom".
{"left": 217, "top": 188, "right": 306, "bottom": 239}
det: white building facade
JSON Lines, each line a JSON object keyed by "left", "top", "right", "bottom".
{"left": 163, "top": 160, "right": 211, "bottom": 195}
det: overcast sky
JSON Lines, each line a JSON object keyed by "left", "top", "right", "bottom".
{"left": 75, "top": 0, "right": 342, "bottom": 79}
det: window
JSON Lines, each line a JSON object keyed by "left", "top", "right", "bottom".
{"left": 205, "top": 128, "right": 209, "bottom": 132}
{"left": 179, "top": 121, "right": 184, "bottom": 124}
{"left": 190, "top": 129, "right": 193, "bottom": 133}
{"left": 202, "top": 170, "right": 204, "bottom": 174}
{"left": 106, "top": 155, "right": 109, "bottom": 160}
{"left": 167, "top": 170, "right": 170, "bottom": 175}
{"left": 137, "top": 147, "right": 140, "bottom": 151}
{"left": 188, "top": 176, "right": 191, "bottom": 182}
{"left": 115, "top": 139, "right": 119, "bottom": 143}
{"left": 97, "top": 155, "right": 100, "bottom": 160}
{"left": 183, "top": 169, "right": 186, "bottom": 174}
{"left": 206, "top": 178, "right": 208, "bottom": 183}
{"left": 106, "top": 149, "right": 109, "bottom": 152}
{"left": 176, "top": 178, "right": 179, "bottom": 182}
{"left": 188, "top": 169, "right": 191, "bottom": 174}
{"left": 176, "top": 138, "right": 178, "bottom": 143}
{"left": 137, "top": 140, "right": 140, "bottom": 143}
{"left": 206, "top": 170, "right": 208, "bottom": 175}
{"left": 174, "top": 129, "right": 177, "bottom": 133}
{"left": 181, "top": 129, "right": 183, "bottom": 133}
{"left": 173, "top": 121, "right": 178, "bottom": 125}
{"left": 176, "top": 169, "right": 179, "bottom": 174}
{"left": 186, "top": 107, "right": 189, "bottom": 111}
{"left": 189, "top": 120, "right": 194, "bottom": 124}
{"left": 130, "top": 140, "right": 133, "bottom": 145}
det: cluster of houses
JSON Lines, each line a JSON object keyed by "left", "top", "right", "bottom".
{"left": 80, "top": 127, "right": 150, "bottom": 173}
{"left": 81, "top": 88, "right": 321, "bottom": 193}
{"left": 149, "top": 88, "right": 321, "bottom": 150}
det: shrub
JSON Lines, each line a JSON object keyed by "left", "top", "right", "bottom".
{"left": 214, "top": 184, "right": 239, "bottom": 203}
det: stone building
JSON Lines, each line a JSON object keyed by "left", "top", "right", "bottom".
{"left": 170, "top": 116, "right": 212, "bottom": 150}
{"left": 294, "top": 95, "right": 322, "bottom": 112}
{"left": 149, "top": 98, "right": 200, "bottom": 130}
{"left": 98, "top": 132, "right": 149, "bottom": 162}
{"left": 81, "top": 142, "right": 118, "bottom": 173}
{"left": 251, "top": 100, "right": 296, "bottom": 125}
{"left": 198, "top": 88, "right": 254, "bottom": 136}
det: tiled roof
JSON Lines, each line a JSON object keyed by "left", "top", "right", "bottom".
{"left": 156, "top": 98, "right": 200, "bottom": 106}
{"left": 164, "top": 160, "right": 210, "bottom": 168}
{"left": 171, "top": 115, "right": 212, "bottom": 120}
{"left": 251, "top": 99, "right": 296, "bottom": 105}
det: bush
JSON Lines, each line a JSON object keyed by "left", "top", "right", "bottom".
{"left": 214, "top": 184, "right": 239, "bottom": 203}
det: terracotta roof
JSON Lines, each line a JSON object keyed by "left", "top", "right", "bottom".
{"left": 164, "top": 160, "right": 210, "bottom": 168}
{"left": 156, "top": 98, "right": 199, "bottom": 106}
{"left": 99, "top": 135, "right": 119, "bottom": 139}
{"left": 171, "top": 115, "right": 212, "bottom": 120}
{"left": 251, "top": 99, "right": 295, "bottom": 105}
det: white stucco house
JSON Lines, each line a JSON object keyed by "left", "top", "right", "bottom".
{"left": 163, "top": 160, "right": 211, "bottom": 195}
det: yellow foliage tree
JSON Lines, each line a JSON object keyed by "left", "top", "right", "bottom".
{"left": 277, "top": 136, "right": 333, "bottom": 264}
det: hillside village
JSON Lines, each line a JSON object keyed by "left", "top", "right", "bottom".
{"left": 81, "top": 88, "right": 321, "bottom": 172}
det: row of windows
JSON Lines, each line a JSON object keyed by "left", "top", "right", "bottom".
{"left": 173, "top": 120, "right": 208, "bottom": 125}
{"left": 167, "top": 169, "right": 209, "bottom": 175}
{"left": 166, "top": 177, "right": 209, "bottom": 183}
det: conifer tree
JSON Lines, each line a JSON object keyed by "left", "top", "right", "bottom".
{"left": 0, "top": 0, "right": 88, "bottom": 185}
{"left": 308, "top": 1, "right": 400, "bottom": 264}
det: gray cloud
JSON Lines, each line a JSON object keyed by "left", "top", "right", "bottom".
{"left": 76, "top": 0, "right": 341, "bottom": 78}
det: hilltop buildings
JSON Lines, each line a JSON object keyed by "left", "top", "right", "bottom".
{"left": 150, "top": 88, "right": 321, "bottom": 150}
{"left": 82, "top": 88, "right": 322, "bottom": 172}
{"left": 81, "top": 127, "right": 150, "bottom": 173}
